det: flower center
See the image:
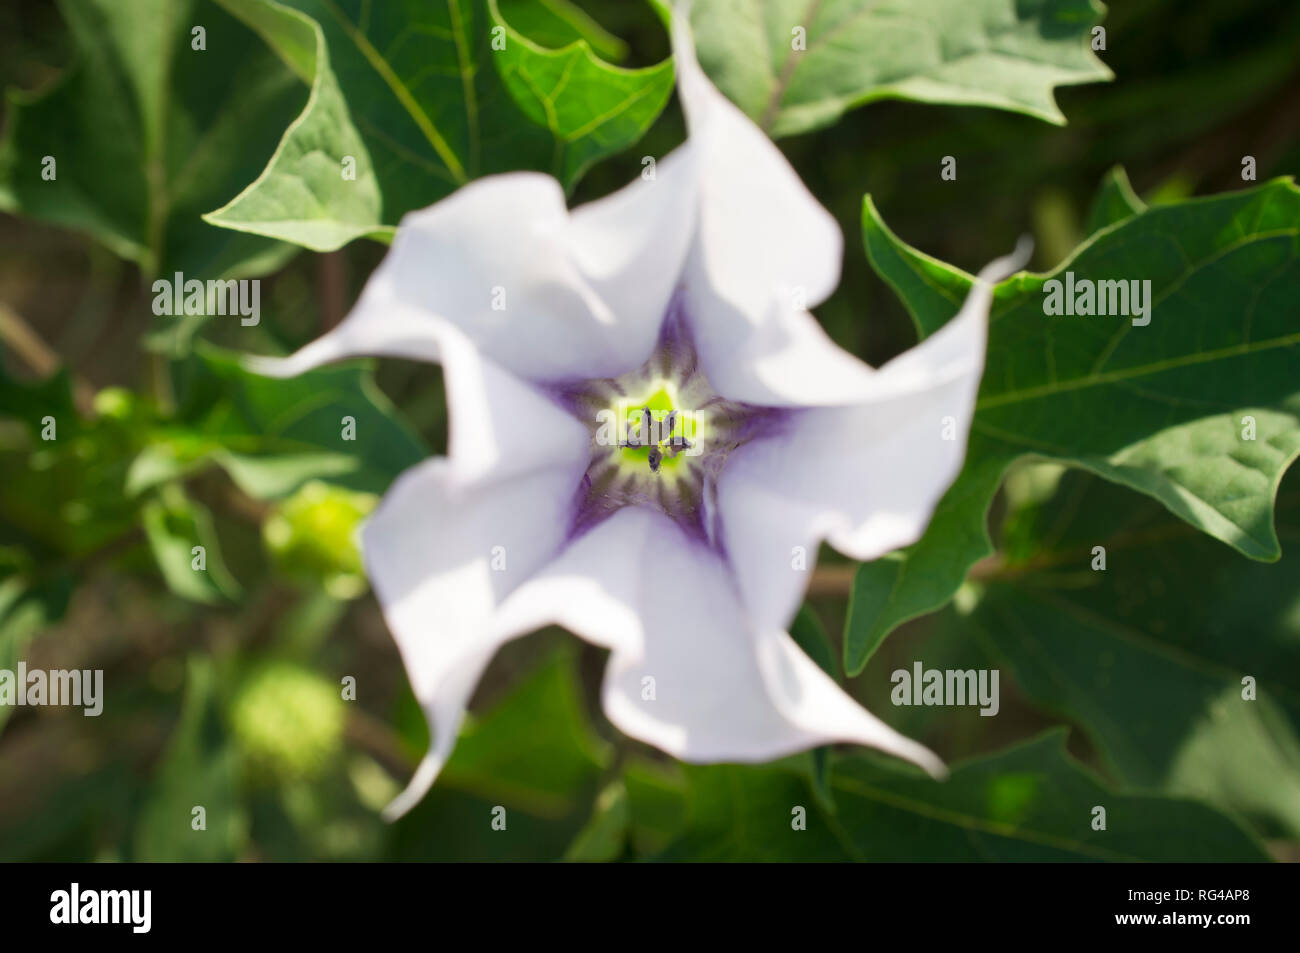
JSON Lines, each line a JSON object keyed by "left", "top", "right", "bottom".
{"left": 548, "top": 296, "right": 782, "bottom": 545}
{"left": 610, "top": 386, "right": 697, "bottom": 474}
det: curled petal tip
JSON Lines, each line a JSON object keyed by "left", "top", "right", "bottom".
{"left": 902, "top": 740, "right": 949, "bottom": 781}
{"left": 240, "top": 353, "right": 297, "bottom": 378}
{"left": 380, "top": 752, "right": 446, "bottom": 822}
{"left": 240, "top": 334, "right": 350, "bottom": 379}
{"left": 978, "top": 235, "right": 1034, "bottom": 285}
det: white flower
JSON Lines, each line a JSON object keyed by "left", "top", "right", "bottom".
{"left": 249, "top": 11, "right": 1026, "bottom": 819}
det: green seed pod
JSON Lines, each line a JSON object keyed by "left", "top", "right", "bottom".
{"left": 228, "top": 661, "right": 346, "bottom": 785}
{"left": 263, "top": 481, "right": 378, "bottom": 599}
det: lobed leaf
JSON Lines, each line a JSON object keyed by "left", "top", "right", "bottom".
{"left": 207, "top": 0, "right": 671, "bottom": 251}
{"left": 687, "top": 0, "right": 1113, "bottom": 138}
{"left": 847, "top": 178, "right": 1300, "bottom": 672}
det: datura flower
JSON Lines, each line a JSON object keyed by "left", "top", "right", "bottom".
{"left": 249, "top": 13, "right": 1025, "bottom": 819}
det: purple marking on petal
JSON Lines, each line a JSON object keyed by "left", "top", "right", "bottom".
{"left": 538, "top": 286, "right": 802, "bottom": 554}
{"left": 655, "top": 290, "right": 701, "bottom": 378}
{"left": 537, "top": 377, "right": 605, "bottom": 419}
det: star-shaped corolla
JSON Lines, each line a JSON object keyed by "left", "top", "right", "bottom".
{"left": 248, "top": 12, "right": 1025, "bottom": 819}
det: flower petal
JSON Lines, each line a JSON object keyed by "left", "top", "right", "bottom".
{"left": 437, "top": 326, "right": 591, "bottom": 486}
{"left": 365, "top": 450, "right": 586, "bottom": 819}
{"left": 671, "top": 11, "right": 840, "bottom": 316}
{"left": 716, "top": 245, "right": 1031, "bottom": 632}
{"left": 365, "top": 341, "right": 591, "bottom": 819}
{"left": 496, "top": 506, "right": 941, "bottom": 773}
{"left": 669, "top": 11, "right": 878, "bottom": 406}
{"left": 567, "top": 146, "right": 699, "bottom": 355}
{"left": 248, "top": 169, "right": 695, "bottom": 384}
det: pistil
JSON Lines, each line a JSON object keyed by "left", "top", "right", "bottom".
{"left": 549, "top": 295, "right": 786, "bottom": 545}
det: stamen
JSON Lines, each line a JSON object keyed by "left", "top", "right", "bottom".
{"left": 557, "top": 293, "right": 788, "bottom": 545}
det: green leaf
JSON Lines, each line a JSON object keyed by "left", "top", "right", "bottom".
{"left": 622, "top": 758, "right": 687, "bottom": 855}
{"left": 141, "top": 484, "right": 241, "bottom": 604}
{"left": 439, "top": 647, "right": 611, "bottom": 815}
{"left": 563, "top": 780, "right": 629, "bottom": 862}
{"left": 131, "top": 343, "right": 428, "bottom": 500}
{"left": 202, "top": 0, "right": 386, "bottom": 250}
{"left": 388, "top": 647, "right": 612, "bottom": 860}
{"left": 847, "top": 178, "right": 1300, "bottom": 672}
{"left": 0, "top": 571, "right": 73, "bottom": 734}
{"left": 970, "top": 467, "right": 1300, "bottom": 839}
{"left": 687, "top": 0, "right": 1113, "bottom": 138}
{"left": 494, "top": 0, "right": 627, "bottom": 63}
{"left": 0, "top": 374, "right": 142, "bottom": 558}
{"left": 0, "top": 762, "right": 134, "bottom": 862}
{"left": 844, "top": 456, "right": 1009, "bottom": 670}
{"left": 0, "top": 364, "right": 76, "bottom": 428}
{"left": 206, "top": 0, "right": 670, "bottom": 252}
{"left": 488, "top": 0, "right": 674, "bottom": 188}
{"left": 790, "top": 604, "right": 836, "bottom": 678}
{"left": 0, "top": 0, "right": 304, "bottom": 277}
{"left": 1083, "top": 164, "right": 1146, "bottom": 235}
{"left": 789, "top": 604, "right": 837, "bottom": 808}
{"left": 135, "top": 656, "right": 245, "bottom": 860}
{"left": 660, "top": 732, "right": 1268, "bottom": 861}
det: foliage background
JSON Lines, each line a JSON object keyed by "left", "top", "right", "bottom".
{"left": 0, "top": 0, "right": 1297, "bottom": 861}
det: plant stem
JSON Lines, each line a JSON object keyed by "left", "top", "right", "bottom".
{"left": 0, "top": 301, "right": 96, "bottom": 413}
